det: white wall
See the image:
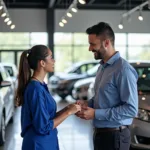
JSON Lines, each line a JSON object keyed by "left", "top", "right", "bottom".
{"left": 55, "top": 10, "right": 150, "bottom": 33}
{"left": 0, "top": 9, "right": 47, "bottom": 32}
{"left": 0, "top": 9, "right": 149, "bottom": 33}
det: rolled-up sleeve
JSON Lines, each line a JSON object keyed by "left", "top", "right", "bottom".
{"left": 95, "top": 67, "right": 138, "bottom": 121}
{"left": 29, "top": 89, "right": 54, "bottom": 135}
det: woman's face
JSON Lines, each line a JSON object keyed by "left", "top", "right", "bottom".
{"left": 43, "top": 49, "right": 55, "bottom": 72}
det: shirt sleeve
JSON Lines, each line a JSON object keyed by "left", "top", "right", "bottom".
{"left": 95, "top": 67, "right": 139, "bottom": 121}
{"left": 29, "top": 88, "right": 54, "bottom": 135}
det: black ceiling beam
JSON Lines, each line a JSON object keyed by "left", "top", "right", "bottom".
{"left": 88, "top": 0, "right": 96, "bottom": 5}
{"left": 54, "top": 3, "right": 149, "bottom": 10}
{"left": 48, "top": 0, "right": 56, "bottom": 8}
{"left": 56, "top": 0, "right": 62, "bottom": 5}
{"left": 117, "top": 0, "right": 127, "bottom": 6}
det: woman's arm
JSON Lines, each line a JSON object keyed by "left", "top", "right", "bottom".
{"left": 55, "top": 105, "right": 69, "bottom": 117}
{"left": 53, "top": 104, "right": 81, "bottom": 129}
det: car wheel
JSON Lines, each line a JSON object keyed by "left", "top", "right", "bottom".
{"left": 0, "top": 114, "right": 5, "bottom": 146}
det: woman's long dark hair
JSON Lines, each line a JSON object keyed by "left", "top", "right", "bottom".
{"left": 15, "top": 45, "right": 49, "bottom": 106}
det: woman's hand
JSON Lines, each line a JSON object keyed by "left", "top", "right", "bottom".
{"left": 67, "top": 104, "right": 81, "bottom": 115}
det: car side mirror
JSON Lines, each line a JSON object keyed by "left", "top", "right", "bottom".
{"left": 0, "top": 81, "right": 11, "bottom": 88}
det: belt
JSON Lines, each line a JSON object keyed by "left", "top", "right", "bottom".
{"left": 95, "top": 125, "right": 128, "bottom": 132}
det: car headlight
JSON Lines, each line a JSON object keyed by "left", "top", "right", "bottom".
{"left": 137, "top": 109, "right": 150, "bottom": 122}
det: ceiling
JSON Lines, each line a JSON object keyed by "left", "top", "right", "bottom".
{"left": 4, "top": 0, "right": 149, "bottom": 10}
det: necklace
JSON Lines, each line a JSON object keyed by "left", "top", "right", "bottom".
{"left": 32, "top": 76, "right": 43, "bottom": 83}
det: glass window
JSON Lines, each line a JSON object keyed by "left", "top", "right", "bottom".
{"left": 128, "top": 46, "right": 150, "bottom": 60}
{"left": 73, "top": 46, "right": 93, "bottom": 62}
{"left": 1, "top": 69, "right": 8, "bottom": 81}
{"left": 54, "top": 46, "right": 72, "bottom": 72}
{"left": 115, "top": 46, "right": 126, "bottom": 59}
{"left": 87, "top": 64, "right": 99, "bottom": 76}
{"left": 0, "top": 45, "right": 29, "bottom": 50}
{"left": 54, "top": 33, "right": 72, "bottom": 45}
{"left": 73, "top": 33, "right": 88, "bottom": 45}
{"left": 87, "top": 64, "right": 96, "bottom": 71}
{"left": 80, "top": 65, "right": 87, "bottom": 74}
{"left": 0, "top": 33, "right": 30, "bottom": 45}
{"left": 30, "top": 32, "right": 48, "bottom": 45}
{"left": 115, "top": 33, "right": 126, "bottom": 46}
{"left": 1, "top": 52, "right": 14, "bottom": 64}
{"left": 4, "top": 66, "right": 13, "bottom": 77}
{"left": 128, "top": 34, "right": 150, "bottom": 46}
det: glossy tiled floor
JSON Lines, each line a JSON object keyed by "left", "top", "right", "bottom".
{"left": 0, "top": 97, "right": 94, "bottom": 150}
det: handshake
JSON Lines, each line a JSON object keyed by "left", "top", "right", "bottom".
{"left": 67, "top": 100, "right": 95, "bottom": 120}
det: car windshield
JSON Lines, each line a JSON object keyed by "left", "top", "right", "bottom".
{"left": 65, "top": 63, "right": 80, "bottom": 73}
{"left": 134, "top": 66, "right": 150, "bottom": 92}
{"left": 87, "top": 64, "right": 99, "bottom": 76}
{"left": 4, "top": 66, "right": 14, "bottom": 77}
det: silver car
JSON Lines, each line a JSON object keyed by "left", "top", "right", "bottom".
{"left": 88, "top": 62, "right": 150, "bottom": 149}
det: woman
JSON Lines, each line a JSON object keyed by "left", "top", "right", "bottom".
{"left": 15, "top": 45, "right": 81, "bottom": 150}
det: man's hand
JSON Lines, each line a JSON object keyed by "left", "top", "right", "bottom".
{"left": 76, "top": 100, "right": 88, "bottom": 107}
{"left": 75, "top": 100, "right": 88, "bottom": 117}
{"left": 76, "top": 106, "right": 95, "bottom": 120}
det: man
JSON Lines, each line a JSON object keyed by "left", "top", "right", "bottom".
{"left": 76, "top": 22, "right": 138, "bottom": 150}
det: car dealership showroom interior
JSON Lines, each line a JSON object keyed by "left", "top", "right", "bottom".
{"left": 0, "top": 0, "right": 150, "bottom": 150}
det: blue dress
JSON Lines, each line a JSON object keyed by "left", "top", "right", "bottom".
{"left": 21, "top": 80, "right": 59, "bottom": 150}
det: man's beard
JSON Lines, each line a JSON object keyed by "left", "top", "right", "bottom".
{"left": 92, "top": 46, "right": 106, "bottom": 60}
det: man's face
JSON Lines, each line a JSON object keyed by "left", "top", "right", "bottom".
{"left": 88, "top": 34, "right": 106, "bottom": 60}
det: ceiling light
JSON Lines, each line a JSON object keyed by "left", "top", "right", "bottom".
{"left": 67, "top": 12, "right": 72, "bottom": 17}
{"left": 10, "top": 24, "right": 15, "bottom": 29}
{"left": 4, "top": 17, "right": 9, "bottom": 22}
{"left": 78, "top": 0, "right": 86, "bottom": 4}
{"left": 71, "top": 7, "right": 78, "bottom": 13}
{"left": 118, "top": 24, "right": 123, "bottom": 29}
{"left": 0, "top": 5, "right": 3, "bottom": 10}
{"left": 62, "top": 19, "right": 67, "bottom": 24}
{"left": 1, "top": 12, "right": 6, "bottom": 17}
{"left": 7, "top": 20, "right": 12, "bottom": 25}
{"left": 118, "top": 19, "right": 123, "bottom": 29}
{"left": 138, "top": 9, "right": 143, "bottom": 21}
{"left": 59, "top": 22, "right": 64, "bottom": 27}
{"left": 138, "top": 15, "right": 143, "bottom": 21}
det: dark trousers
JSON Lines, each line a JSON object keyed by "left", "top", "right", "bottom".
{"left": 93, "top": 127, "right": 131, "bottom": 150}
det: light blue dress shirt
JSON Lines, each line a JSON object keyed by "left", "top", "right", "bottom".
{"left": 88, "top": 52, "right": 138, "bottom": 128}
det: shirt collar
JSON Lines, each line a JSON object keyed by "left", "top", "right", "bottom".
{"left": 100, "top": 51, "right": 120, "bottom": 66}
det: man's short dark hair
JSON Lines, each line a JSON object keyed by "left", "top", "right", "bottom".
{"left": 86, "top": 22, "right": 115, "bottom": 46}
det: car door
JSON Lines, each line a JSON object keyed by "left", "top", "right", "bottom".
{"left": 0, "top": 66, "right": 14, "bottom": 125}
